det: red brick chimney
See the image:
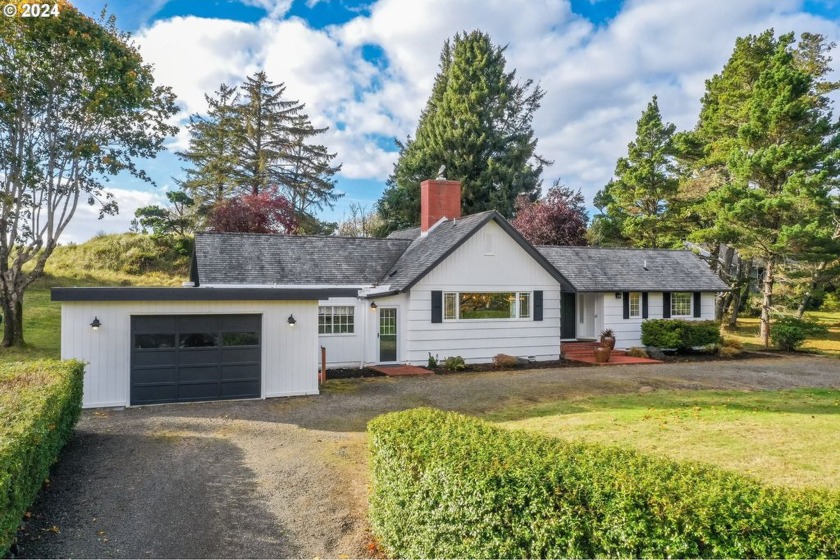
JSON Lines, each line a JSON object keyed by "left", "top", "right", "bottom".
{"left": 420, "top": 179, "right": 461, "bottom": 233}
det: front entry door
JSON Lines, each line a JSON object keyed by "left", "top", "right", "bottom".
{"left": 560, "top": 292, "right": 576, "bottom": 339}
{"left": 378, "top": 307, "right": 398, "bottom": 362}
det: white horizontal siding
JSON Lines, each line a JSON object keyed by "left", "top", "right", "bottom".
{"left": 602, "top": 291, "right": 719, "bottom": 349}
{"left": 317, "top": 297, "right": 366, "bottom": 367}
{"left": 406, "top": 220, "right": 562, "bottom": 364}
{"left": 61, "top": 300, "right": 319, "bottom": 408}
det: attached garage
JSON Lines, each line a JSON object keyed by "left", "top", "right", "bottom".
{"left": 131, "top": 314, "right": 262, "bottom": 405}
{"left": 52, "top": 287, "right": 357, "bottom": 408}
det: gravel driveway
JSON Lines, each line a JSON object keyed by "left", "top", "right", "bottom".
{"left": 15, "top": 353, "right": 840, "bottom": 558}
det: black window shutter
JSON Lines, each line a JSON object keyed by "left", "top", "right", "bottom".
{"left": 431, "top": 291, "right": 442, "bottom": 323}
{"left": 663, "top": 292, "right": 671, "bottom": 318}
{"left": 693, "top": 292, "right": 702, "bottom": 318}
{"left": 642, "top": 293, "right": 649, "bottom": 319}
{"left": 622, "top": 292, "right": 630, "bottom": 319}
{"left": 533, "top": 291, "right": 543, "bottom": 321}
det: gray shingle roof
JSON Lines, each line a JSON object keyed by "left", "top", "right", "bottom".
{"left": 537, "top": 246, "right": 730, "bottom": 292}
{"left": 386, "top": 226, "right": 421, "bottom": 240}
{"left": 192, "top": 232, "right": 411, "bottom": 286}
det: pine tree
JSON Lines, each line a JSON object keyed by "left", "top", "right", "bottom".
{"left": 178, "top": 72, "right": 342, "bottom": 228}
{"left": 686, "top": 31, "right": 840, "bottom": 345}
{"left": 591, "top": 96, "right": 681, "bottom": 248}
{"left": 376, "top": 31, "right": 548, "bottom": 233}
{"left": 177, "top": 84, "right": 240, "bottom": 217}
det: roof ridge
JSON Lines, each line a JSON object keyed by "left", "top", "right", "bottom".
{"left": 538, "top": 245, "right": 692, "bottom": 252}
{"left": 196, "top": 231, "right": 412, "bottom": 243}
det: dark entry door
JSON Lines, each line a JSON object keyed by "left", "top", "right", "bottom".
{"left": 131, "top": 314, "right": 261, "bottom": 405}
{"left": 378, "top": 307, "right": 397, "bottom": 362}
{"left": 560, "top": 292, "right": 577, "bottom": 339}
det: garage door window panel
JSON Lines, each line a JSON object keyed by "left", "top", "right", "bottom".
{"left": 222, "top": 332, "right": 259, "bottom": 346}
{"left": 179, "top": 333, "right": 219, "bottom": 348}
{"left": 134, "top": 334, "right": 176, "bottom": 349}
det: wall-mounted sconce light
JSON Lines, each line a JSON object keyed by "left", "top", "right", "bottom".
{"left": 370, "top": 301, "right": 378, "bottom": 311}
{"left": 614, "top": 292, "right": 622, "bottom": 299}
{"left": 90, "top": 317, "right": 102, "bottom": 330}
{"left": 287, "top": 314, "right": 297, "bottom": 327}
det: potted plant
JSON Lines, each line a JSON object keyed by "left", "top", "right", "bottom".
{"left": 600, "top": 328, "right": 616, "bottom": 350}
{"left": 594, "top": 345, "right": 611, "bottom": 363}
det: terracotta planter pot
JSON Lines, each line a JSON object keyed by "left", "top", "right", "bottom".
{"left": 594, "top": 346, "right": 611, "bottom": 363}
{"left": 600, "top": 336, "right": 616, "bottom": 350}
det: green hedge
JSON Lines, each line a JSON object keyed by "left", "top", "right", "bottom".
{"left": 368, "top": 408, "right": 840, "bottom": 559}
{"left": 641, "top": 319, "right": 721, "bottom": 350}
{"left": 0, "top": 360, "right": 84, "bottom": 555}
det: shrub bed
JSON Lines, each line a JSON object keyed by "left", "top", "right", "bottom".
{"left": 368, "top": 408, "right": 840, "bottom": 559}
{"left": 641, "top": 319, "right": 721, "bottom": 350}
{"left": 0, "top": 360, "right": 84, "bottom": 555}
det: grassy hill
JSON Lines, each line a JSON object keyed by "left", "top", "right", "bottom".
{"left": 1, "top": 234, "right": 190, "bottom": 364}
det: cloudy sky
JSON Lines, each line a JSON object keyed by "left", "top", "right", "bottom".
{"left": 64, "top": 0, "right": 840, "bottom": 242}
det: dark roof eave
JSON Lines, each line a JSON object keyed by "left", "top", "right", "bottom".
{"left": 51, "top": 287, "right": 360, "bottom": 302}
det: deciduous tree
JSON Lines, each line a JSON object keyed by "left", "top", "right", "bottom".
{"left": 511, "top": 181, "right": 588, "bottom": 246}
{"left": 207, "top": 187, "right": 297, "bottom": 234}
{"left": 0, "top": 4, "right": 178, "bottom": 346}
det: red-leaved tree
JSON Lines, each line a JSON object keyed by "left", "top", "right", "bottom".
{"left": 511, "top": 182, "right": 588, "bottom": 246}
{"left": 208, "top": 186, "right": 298, "bottom": 234}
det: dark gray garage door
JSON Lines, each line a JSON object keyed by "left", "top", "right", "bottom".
{"left": 131, "top": 315, "right": 261, "bottom": 405}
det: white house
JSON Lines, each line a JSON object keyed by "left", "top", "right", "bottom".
{"left": 53, "top": 179, "right": 728, "bottom": 408}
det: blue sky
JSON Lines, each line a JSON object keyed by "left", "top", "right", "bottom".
{"left": 64, "top": 0, "right": 840, "bottom": 242}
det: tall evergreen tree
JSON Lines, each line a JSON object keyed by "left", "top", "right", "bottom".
{"left": 178, "top": 72, "right": 341, "bottom": 228}
{"left": 177, "top": 84, "right": 240, "bottom": 216}
{"left": 376, "top": 31, "right": 548, "bottom": 233}
{"left": 591, "top": 96, "right": 681, "bottom": 248}
{"left": 685, "top": 31, "right": 840, "bottom": 345}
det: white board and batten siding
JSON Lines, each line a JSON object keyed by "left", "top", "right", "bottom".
{"left": 61, "top": 300, "right": 319, "bottom": 408}
{"left": 405, "top": 220, "right": 561, "bottom": 364}
{"left": 601, "top": 291, "right": 717, "bottom": 349}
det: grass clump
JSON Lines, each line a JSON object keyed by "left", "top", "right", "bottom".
{"left": 369, "top": 407, "right": 840, "bottom": 559}
{"left": 0, "top": 360, "right": 84, "bottom": 555}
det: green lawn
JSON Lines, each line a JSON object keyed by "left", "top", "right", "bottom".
{"left": 492, "top": 388, "right": 840, "bottom": 490}
{"left": 727, "top": 311, "right": 840, "bottom": 357}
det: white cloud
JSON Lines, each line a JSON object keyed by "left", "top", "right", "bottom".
{"left": 61, "top": 188, "right": 168, "bottom": 244}
{"left": 129, "top": 0, "right": 840, "bottom": 221}
{"left": 237, "top": 0, "right": 294, "bottom": 19}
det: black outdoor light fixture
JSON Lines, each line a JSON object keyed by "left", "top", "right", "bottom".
{"left": 90, "top": 317, "right": 102, "bottom": 330}
{"left": 370, "top": 301, "right": 378, "bottom": 311}
{"left": 614, "top": 292, "right": 622, "bottom": 299}
{"left": 287, "top": 314, "right": 297, "bottom": 327}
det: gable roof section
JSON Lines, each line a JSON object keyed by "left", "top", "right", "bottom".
{"left": 192, "top": 232, "right": 411, "bottom": 286}
{"left": 381, "top": 211, "right": 575, "bottom": 293}
{"left": 537, "top": 246, "right": 730, "bottom": 292}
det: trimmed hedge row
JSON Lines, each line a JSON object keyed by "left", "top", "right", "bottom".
{"left": 368, "top": 408, "right": 840, "bottom": 559}
{"left": 641, "top": 319, "right": 721, "bottom": 350}
{"left": 0, "top": 360, "right": 84, "bottom": 555}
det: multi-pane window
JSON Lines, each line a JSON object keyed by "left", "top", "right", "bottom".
{"left": 442, "top": 292, "right": 531, "bottom": 320}
{"left": 629, "top": 292, "right": 641, "bottom": 318}
{"left": 318, "top": 306, "right": 355, "bottom": 334}
{"left": 444, "top": 293, "right": 458, "bottom": 320}
{"left": 671, "top": 292, "right": 692, "bottom": 317}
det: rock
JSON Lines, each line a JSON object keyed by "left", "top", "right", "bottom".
{"left": 645, "top": 346, "right": 666, "bottom": 360}
{"left": 639, "top": 385, "right": 656, "bottom": 394}
{"left": 514, "top": 356, "right": 530, "bottom": 365}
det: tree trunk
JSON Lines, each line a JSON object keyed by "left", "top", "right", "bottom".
{"left": 729, "top": 259, "right": 752, "bottom": 329}
{"left": 715, "top": 245, "right": 735, "bottom": 321}
{"left": 759, "top": 258, "right": 774, "bottom": 347}
{"left": 1, "top": 290, "right": 25, "bottom": 347}
{"left": 795, "top": 261, "right": 826, "bottom": 319}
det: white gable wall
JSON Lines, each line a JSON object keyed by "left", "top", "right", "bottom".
{"left": 405, "top": 220, "right": 561, "bottom": 364}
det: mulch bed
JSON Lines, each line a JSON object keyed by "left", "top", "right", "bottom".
{"left": 326, "top": 351, "right": 781, "bottom": 379}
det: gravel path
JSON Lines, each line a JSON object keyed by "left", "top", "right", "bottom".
{"left": 15, "top": 353, "right": 840, "bottom": 558}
